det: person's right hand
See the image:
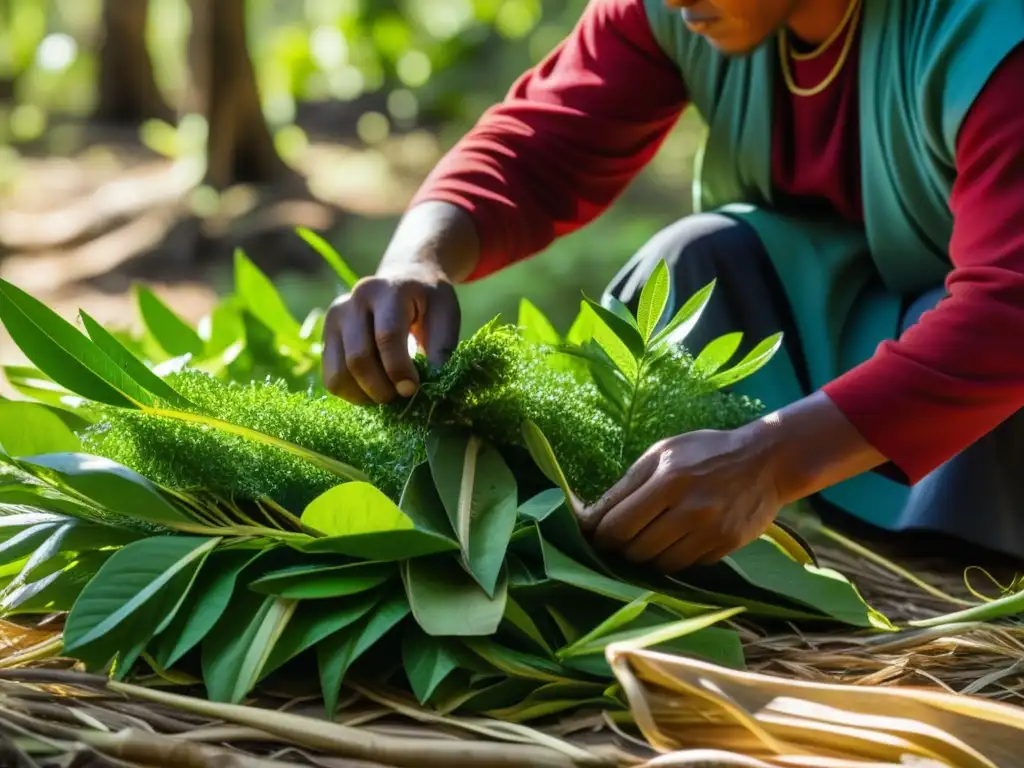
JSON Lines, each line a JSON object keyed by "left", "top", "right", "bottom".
{"left": 321, "top": 262, "right": 461, "bottom": 405}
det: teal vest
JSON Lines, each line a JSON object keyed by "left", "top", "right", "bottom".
{"left": 641, "top": 0, "right": 1024, "bottom": 524}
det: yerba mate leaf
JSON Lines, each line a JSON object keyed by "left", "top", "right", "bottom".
{"left": 521, "top": 420, "right": 582, "bottom": 515}
{"left": 707, "top": 332, "right": 784, "bottom": 390}
{"left": 651, "top": 279, "right": 716, "bottom": 351}
{"left": 134, "top": 284, "right": 205, "bottom": 358}
{"left": 403, "top": 554, "right": 507, "bottom": 637}
{"left": 427, "top": 430, "right": 518, "bottom": 597}
{"left": 582, "top": 297, "right": 645, "bottom": 358}
{"left": 502, "top": 595, "right": 553, "bottom": 656}
{"left": 693, "top": 332, "right": 743, "bottom": 376}
{"left": 580, "top": 303, "right": 639, "bottom": 380}
{"left": 296, "top": 227, "right": 360, "bottom": 290}
{"left": 635, "top": 260, "right": 671, "bottom": 342}
{"left": 233, "top": 249, "right": 303, "bottom": 341}
{"left": 517, "top": 298, "right": 561, "bottom": 346}
{"left": 0, "top": 401, "right": 81, "bottom": 457}
{"left": 402, "top": 630, "right": 462, "bottom": 704}
{"left": 1, "top": 365, "right": 80, "bottom": 414}
{"left": 249, "top": 561, "right": 393, "bottom": 600}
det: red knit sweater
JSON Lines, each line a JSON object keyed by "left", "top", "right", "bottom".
{"left": 409, "top": 0, "right": 1024, "bottom": 485}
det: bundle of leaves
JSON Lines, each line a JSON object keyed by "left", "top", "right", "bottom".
{"left": 0, "top": 238, "right": 894, "bottom": 723}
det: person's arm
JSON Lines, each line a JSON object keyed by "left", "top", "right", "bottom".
{"left": 820, "top": 42, "right": 1024, "bottom": 485}
{"left": 407, "top": 0, "right": 689, "bottom": 282}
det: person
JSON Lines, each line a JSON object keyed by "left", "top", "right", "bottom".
{"left": 321, "top": 0, "right": 1024, "bottom": 568}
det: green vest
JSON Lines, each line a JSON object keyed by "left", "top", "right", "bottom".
{"left": 642, "top": 0, "right": 1024, "bottom": 524}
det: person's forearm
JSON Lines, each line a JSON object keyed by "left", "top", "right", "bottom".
{"left": 743, "top": 390, "right": 888, "bottom": 505}
{"left": 377, "top": 201, "right": 482, "bottom": 284}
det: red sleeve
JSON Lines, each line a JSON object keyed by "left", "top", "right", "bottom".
{"left": 823, "top": 43, "right": 1024, "bottom": 483}
{"left": 408, "top": 0, "right": 688, "bottom": 280}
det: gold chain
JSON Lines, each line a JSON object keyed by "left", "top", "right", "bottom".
{"left": 778, "top": 0, "right": 862, "bottom": 97}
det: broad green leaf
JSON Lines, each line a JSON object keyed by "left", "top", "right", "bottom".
{"left": 565, "top": 307, "right": 597, "bottom": 346}
{"left": 0, "top": 401, "right": 81, "bottom": 456}
{"left": 635, "top": 260, "right": 671, "bottom": 342}
{"left": 521, "top": 421, "right": 580, "bottom": 514}
{"left": 318, "top": 592, "right": 411, "bottom": 715}
{"left": 149, "top": 549, "right": 263, "bottom": 669}
{"left": 580, "top": 304, "right": 639, "bottom": 380}
{"left": 79, "top": 312, "right": 194, "bottom": 410}
{"left": 582, "top": 297, "right": 645, "bottom": 358}
{"left": 403, "top": 554, "right": 507, "bottom": 637}
{"left": 517, "top": 298, "right": 560, "bottom": 346}
{"left": 461, "top": 638, "right": 572, "bottom": 683}
{"left": 540, "top": 539, "right": 647, "bottom": 604}
{"left": 532, "top": 503, "right": 609, "bottom": 574}
{"left": 296, "top": 227, "right": 360, "bottom": 290}
{"left": 262, "top": 590, "right": 381, "bottom": 678}
{"left": 517, "top": 489, "right": 564, "bottom": 523}
{"left": 651, "top": 279, "right": 716, "bottom": 350}
{"left": 233, "top": 249, "right": 302, "bottom": 340}
{"left": 2, "top": 550, "right": 112, "bottom": 615}
{"left": 402, "top": 631, "right": 461, "bottom": 704}
{"left": 398, "top": 462, "right": 458, "bottom": 538}
{"left": 693, "top": 332, "right": 743, "bottom": 376}
{"left": 196, "top": 299, "right": 246, "bottom": 357}
{"left": 0, "top": 278, "right": 150, "bottom": 408}
{"left": 2, "top": 365, "right": 79, "bottom": 412}
{"left": 502, "top": 596, "right": 553, "bottom": 656}
{"left": 0, "top": 483, "right": 103, "bottom": 520}
{"left": 134, "top": 284, "right": 205, "bottom": 358}
{"left": 427, "top": 431, "right": 518, "bottom": 597}
{"left": 299, "top": 482, "right": 457, "bottom": 561}
{"left": 707, "top": 332, "right": 784, "bottom": 389}
{"left": 62, "top": 536, "right": 221, "bottom": 669}
{"left": 202, "top": 589, "right": 297, "bottom": 703}
{"left": 18, "top": 453, "right": 196, "bottom": 529}
{"left": 604, "top": 296, "right": 639, "bottom": 330}
{"left": 249, "top": 561, "right": 393, "bottom": 599}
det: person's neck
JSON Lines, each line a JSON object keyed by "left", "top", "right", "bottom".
{"left": 787, "top": 0, "right": 855, "bottom": 45}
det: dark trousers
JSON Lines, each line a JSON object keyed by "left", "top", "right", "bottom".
{"left": 602, "top": 213, "right": 1024, "bottom": 561}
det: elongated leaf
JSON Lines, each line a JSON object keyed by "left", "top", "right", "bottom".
{"left": 517, "top": 298, "right": 560, "bottom": 346}
{"left": 196, "top": 299, "right": 246, "bottom": 357}
{"left": 636, "top": 260, "right": 671, "bottom": 342}
{"left": 581, "top": 304, "right": 639, "bottom": 380}
{"left": 62, "top": 536, "right": 221, "bottom": 669}
{"left": 2, "top": 365, "right": 79, "bottom": 412}
{"left": 296, "top": 227, "right": 360, "bottom": 290}
{"left": 707, "top": 332, "right": 784, "bottom": 389}
{"left": 651, "top": 279, "right": 716, "bottom": 350}
{"left": 299, "top": 482, "right": 457, "bottom": 561}
{"left": 202, "top": 589, "right": 297, "bottom": 703}
{"left": 517, "top": 489, "right": 564, "bottom": 523}
{"left": 318, "top": 592, "right": 411, "bottom": 715}
{"left": 521, "top": 421, "right": 580, "bottom": 514}
{"left": 2, "top": 550, "right": 112, "bottom": 615}
{"left": 582, "top": 297, "right": 645, "bottom": 358}
{"left": 693, "top": 332, "right": 743, "bottom": 376}
{"left": 557, "top": 597, "right": 650, "bottom": 659}
{"left": 565, "top": 307, "right": 597, "bottom": 346}
{"left": 0, "top": 278, "right": 151, "bottom": 408}
{"left": 398, "top": 462, "right": 458, "bottom": 538}
{"left": 604, "top": 296, "right": 639, "bottom": 329}
{"left": 502, "top": 595, "right": 553, "bottom": 656}
{"left": 234, "top": 249, "right": 302, "bottom": 339}
{"left": 540, "top": 538, "right": 647, "bottom": 604}
{"left": 427, "top": 430, "right": 518, "bottom": 597}
{"left": 134, "top": 284, "right": 205, "bottom": 358}
{"left": 0, "top": 484, "right": 103, "bottom": 519}
{"left": 403, "top": 631, "right": 461, "bottom": 704}
{"left": 149, "top": 549, "right": 264, "bottom": 669}
{"left": 18, "top": 453, "right": 197, "bottom": 529}
{"left": 250, "top": 561, "right": 393, "bottom": 599}
{"left": 262, "top": 590, "right": 381, "bottom": 678}
{"left": 0, "top": 401, "right": 81, "bottom": 457}
{"left": 403, "top": 554, "right": 507, "bottom": 637}
{"left": 461, "top": 638, "right": 572, "bottom": 683}
{"left": 0, "top": 522, "right": 63, "bottom": 567}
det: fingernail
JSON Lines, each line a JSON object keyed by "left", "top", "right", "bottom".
{"left": 396, "top": 380, "right": 417, "bottom": 398}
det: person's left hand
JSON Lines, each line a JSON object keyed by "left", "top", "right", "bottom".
{"left": 576, "top": 425, "right": 783, "bottom": 573}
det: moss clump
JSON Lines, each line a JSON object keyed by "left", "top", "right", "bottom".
{"left": 80, "top": 323, "right": 764, "bottom": 512}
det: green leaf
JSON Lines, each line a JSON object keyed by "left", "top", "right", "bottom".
{"left": 693, "top": 332, "right": 743, "bottom": 376}
{"left": 299, "top": 482, "right": 457, "bottom": 561}
{"left": 502, "top": 596, "right": 553, "bottom": 656}
{"left": 596, "top": 605, "right": 745, "bottom": 654}
{"left": 582, "top": 297, "right": 645, "bottom": 358}
{"left": 0, "top": 401, "right": 81, "bottom": 456}
{"left": 262, "top": 590, "right": 381, "bottom": 678}
{"left": 1, "top": 365, "right": 81, "bottom": 414}
{"left": 579, "top": 303, "right": 640, "bottom": 380}
{"left": 427, "top": 430, "right": 519, "bottom": 597}
{"left": 651, "top": 279, "right": 716, "bottom": 350}
{"left": 296, "top": 227, "right": 360, "bottom": 290}
{"left": 78, "top": 311, "right": 195, "bottom": 410}
{"left": 461, "top": 639, "right": 571, "bottom": 683}
{"left": 18, "top": 453, "right": 197, "bottom": 529}
{"left": 557, "top": 597, "right": 650, "bottom": 659}
{"left": 202, "top": 589, "right": 297, "bottom": 703}
{"left": 707, "top": 332, "right": 784, "bottom": 389}
{"left": 0, "top": 521, "right": 63, "bottom": 567}
{"left": 398, "top": 462, "right": 458, "bottom": 538}
{"left": 403, "top": 631, "right": 461, "bottom": 704}
{"left": 134, "top": 284, "right": 205, "bottom": 358}
{"left": 517, "top": 298, "right": 560, "bottom": 346}
{"left": 196, "top": 299, "right": 246, "bottom": 358}
{"left": 0, "top": 278, "right": 152, "bottom": 408}
{"left": 636, "top": 260, "right": 671, "bottom": 342}
{"left": 318, "top": 591, "right": 411, "bottom": 715}
{"left": 233, "top": 249, "right": 302, "bottom": 340}
{"left": 249, "top": 561, "right": 393, "bottom": 599}
{"left": 62, "top": 536, "right": 221, "bottom": 670}
{"left": 2, "top": 550, "right": 112, "bottom": 616}
{"left": 517, "top": 489, "right": 564, "bottom": 523}
{"left": 403, "top": 554, "right": 507, "bottom": 637}
{"left": 521, "top": 421, "right": 580, "bottom": 514}
{"left": 604, "top": 296, "right": 639, "bottom": 330}
{"left": 540, "top": 538, "right": 647, "bottom": 604}
{"left": 0, "top": 483, "right": 103, "bottom": 520}
{"left": 149, "top": 549, "right": 263, "bottom": 669}
{"left": 565, "top": 307, "right": 597, "bottom": 346}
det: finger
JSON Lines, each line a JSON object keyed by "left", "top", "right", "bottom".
{"left": 322, "top": 307, "right": 372, "bottom": 405}
{"left": 621, "top": 505, "right": 695, "bottom": 564}
{"left": 653, "top": 525, "right": 720, "bottom": 574}
{"left": 578, "top": 450, "right": 660, "bottom": 533}
{"left": 592, "top": 473, "right": 671, "bottom": 552}
{"left": 694, "top": 544, "right": 734, "bottom": 567}
{"left": 343, "top": 308, "right": 397, "bottom": 404}
{"left": 373, "top": 292, "right": 420, "bottom": 398}
{"left": 416, "top": 283, "right": 460, "bottom": 368}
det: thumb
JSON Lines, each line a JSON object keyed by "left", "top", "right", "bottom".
{"left": 578, "top": 450, "right": 660, "bottom": 533}
{"left": 416, "top": 283, "right": 461, "bottom": 368}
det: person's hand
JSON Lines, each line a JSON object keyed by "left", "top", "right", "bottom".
{"left": 321, "top": 262, "right": 461, "bottom": 405}
{"left": 577, "top": 426, "right": 783, "bottom": 573}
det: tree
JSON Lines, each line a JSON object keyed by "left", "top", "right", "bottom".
{"left": 95, "top": 0, "right": 173, "bottom": 124}
{"left": 188, "top": 0, "right": 291, "bottom": 190}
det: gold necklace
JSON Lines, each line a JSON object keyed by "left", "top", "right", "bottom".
{"left": 789, "top": 0, "right": 863, "bottom": 61}
{"left": 778, "top": 0, "right": 862, "bottom": 97}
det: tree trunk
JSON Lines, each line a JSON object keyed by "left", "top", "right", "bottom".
{"left": 94, "top": 0, "right": 173, "bottom": 124}
{"left": 188, "top": 0, "right": 290, "bottom": 190}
